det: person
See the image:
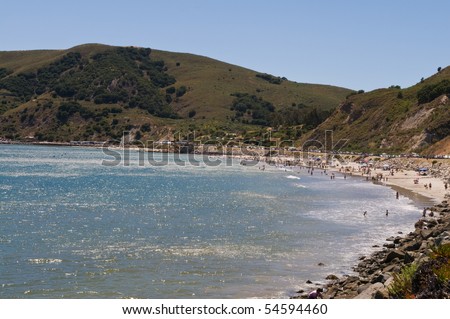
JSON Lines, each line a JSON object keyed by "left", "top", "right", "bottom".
{"left": 386, "top": 209, "right": 389, "bottom": 217}
{"left": 363, "top": 211, "right": 367, "bottom": 217}
{"left": 308, "top": 288, "right": 323, "bottom": 299}
{"left": 396, "top": 191, "right": 399, "bottom": 199}
{"left": 445, "top": 182, "right": 448, "bottom": 190}
{"left": 429, "top": 183, "right": 432, "bottom": 189}
{"left": 422, "top": 208, "right": 427, "bottom": 217}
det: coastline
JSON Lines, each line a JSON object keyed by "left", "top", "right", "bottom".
{"left": 291, "top": 163, "right": 450, "bottom": 299}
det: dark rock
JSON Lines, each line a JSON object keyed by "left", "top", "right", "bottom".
{"left": 383, "top": 243, "right": 395, "bottom": 249}
{"left": 404, "top": 240, "right": 422, "bottom": 251}
{"left": 384, "top": 250, "right": 405, "bottom": 263}
{"left": 326, "top": 274, "right": 339, "bottom": 280}
{"left": 318, "top": 262, "right": 325, "bottom": 266}
{"left": 306, "top": 280, "right": 312, "bottom": 284}
{"left": 404, "top": 252, "right": 415, "bottom": 264}
{"left": 415, "top": 220, "right": 425, "bottom": 229}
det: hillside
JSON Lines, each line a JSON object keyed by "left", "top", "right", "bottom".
{"left": 0, "top": 44, "right": 351, "bottom": 143}
{"left": 301, "top": 66, "right": 450, "bottom": 155}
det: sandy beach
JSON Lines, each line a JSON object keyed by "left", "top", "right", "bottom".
{"left": 381, "top": 170, "right": 448, "bottom": 203}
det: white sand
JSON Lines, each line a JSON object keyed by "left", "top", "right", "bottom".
{"left": 380, "top": 169, "right": 447, "bottom": 203}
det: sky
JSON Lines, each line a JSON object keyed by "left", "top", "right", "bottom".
{"left": 1, "top": 0, "right": 449, "bottom": 91}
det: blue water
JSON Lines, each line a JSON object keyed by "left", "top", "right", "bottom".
{"left": 0, "top": 145, "right": 427, "bottom": 298}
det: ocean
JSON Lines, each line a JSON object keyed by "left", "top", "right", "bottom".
{"left": 0, "top": 144, "right": 429, "bottom": 298}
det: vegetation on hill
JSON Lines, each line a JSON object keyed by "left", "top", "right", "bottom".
{"left": 0, "top": 44, "right": 352, "bottom": 143}
{"left": 229, "top": 93, "right": 331, "bottom": 130}
{"left": 0, "top": 47, "right": 178, "bottom": 119}
{"left": 301, "top": 66, "right": 450, "bottom": 154}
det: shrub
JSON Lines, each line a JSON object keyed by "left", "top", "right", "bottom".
{"left": 388, "top": 263, "right": 418, "bottom": 298}
{"left": 255, "top": 73, "right": 283, "bottom": 84}
{"left": 188, "top": 110, "right": 196, "bottom": 118}
{"left": 417, "top": 79, "right": 450, "bottom": 104}
{"left": 176, "top": 86, "right": 187, "bottom": 97}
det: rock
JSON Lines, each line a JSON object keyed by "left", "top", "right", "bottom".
{"left": 370, "top": 273, "right": 387, "bottom": 284}
{"left": 434, "top": 231, "right": 450, "bottom": 246}
{"left": 384, "top": 250, "right": 405, "bottom": 263}
{"left": 383, "top": 243, "right": 395, "bottom": 249}
{"left": 404, "top": 252, "right": 415, "bottom": 264}
{"left": 415, "top": 220, "right": 425, "bottom": 229}
{"left": 357, "top": 283, "right": 371, "bottom": 294}
{"left": 420, "top": 229, "right": 434, "bottom": 240}
{"left": 326, "top": 274, "right": 339, "bottom": 280}
{"left": 383, "top": 264, "right": 398, "bottom": 273}
{"left": 404, "top": 240, "right": 422, "bottom": 251}
{"left": 317, "top": 262, "right": 325, "bottom": 266}
{"left": 306, "top": 280, "right": 312, "bottom": 284}
{"left": 353, "top": 282, "right": 384, "bottom": 299}
{"left": 374, "top": 287, "right": 389, "bottom": 299}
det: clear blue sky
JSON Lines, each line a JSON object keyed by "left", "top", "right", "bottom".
{"left": 1, "top": 0, "right": 449, "bottom": 91}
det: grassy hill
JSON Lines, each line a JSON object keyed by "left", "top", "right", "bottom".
{"left": 0, "top": 44, "right": 351, "bottom": 143}
{"left": 301, "top": 66, "right": 450, "bottom": 155}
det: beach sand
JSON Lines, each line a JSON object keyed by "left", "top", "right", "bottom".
{"left": 381, "top": 169, "right": 448, "bottom": 203}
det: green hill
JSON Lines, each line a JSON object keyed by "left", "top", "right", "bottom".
{"left": 301, "top": 66, "right": 450, "bottom": 155}
{"left": 0, "top": 44, "right": 351, "bottom": 143}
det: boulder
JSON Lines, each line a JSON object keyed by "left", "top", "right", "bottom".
{"left": 374, "top": 287, "right": 389, "bottom": 299}
{"left": 404, "top": 240, "right": 422, "bottom": 251}
{"left": 420, "top": 229, "right": 434, "bottom": 240}
{"left": 326, "top": 274, "right": 339, "bottom": 280}
{"left": 353, "top": 282, "right": 384, "bottom": 299}
{"left": 384, "top": 250, "right": 405, "bottom": 263}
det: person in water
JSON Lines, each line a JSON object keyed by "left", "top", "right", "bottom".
{"left": 308, "top": 288, "right": 323, "bottom": 299}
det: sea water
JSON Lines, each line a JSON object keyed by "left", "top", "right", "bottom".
{"left": 0, "top": 145, "right": 430, "bottom": 298}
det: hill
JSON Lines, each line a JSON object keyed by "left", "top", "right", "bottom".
{"left": 0, "top": 44, "right": 351, "bottom": 143}
{"left": 301, "top": 66, "right": 450, "bottom": 155}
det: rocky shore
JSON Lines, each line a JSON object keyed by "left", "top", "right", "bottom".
{"left": 295, "top": 201, "right": 450, "bottom": 299}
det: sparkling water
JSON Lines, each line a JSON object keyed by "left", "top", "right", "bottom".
{"left": 0, "top": 145, "right": 429, "bottom": 298}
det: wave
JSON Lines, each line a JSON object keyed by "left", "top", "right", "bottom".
{"left": 28, "top": 258, "right": 63, "bottom": 264}
{"left": 286, "top": 175, "right": 301, "bottom": 180}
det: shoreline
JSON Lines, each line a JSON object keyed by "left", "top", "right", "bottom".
{"left": 291, "top": 166, "right": 450, "bottom": 299}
